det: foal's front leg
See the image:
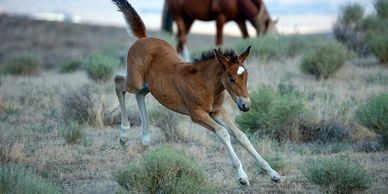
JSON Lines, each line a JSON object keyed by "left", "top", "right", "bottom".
{"left": 212, "top": 108, "right": 281, "bottom": 182}
{"left": 190, "top": 110, "right": 249, "bottom": 185}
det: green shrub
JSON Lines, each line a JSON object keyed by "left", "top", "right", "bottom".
{"left": 59, "top": 60, "right": 82, "bottom": 73}
{"left": 114, "top": 145, "right": 216, "bottom": 193}
{"left": 367, "top": 33, "right": 388, "bottom": 63}
{"left": 61, "top": 121, "right": 83, "bottom": 144}
{"left": 84, "top": 53, "right": 120, "bottom": 82}
{"left": 2, "top": 52, "right": 41, "bottom": 75}
{"left": 375, "top": 0, "right": 388, "bottom": 19}
{"left": 356, "top": 93, "right": 388, "bottom": 147}
{"left": 338, "top": 3, "right": 364, "bottom": 25}
{"left": 300, "top": 40, "right": 353, "bottom": 79}
{"left": 333, "top": 3, "right": 367, "bottom": 56}
{"left": 0, "top": 164, "right": 62, "bottom": 194}
{"left": 301, "top": 157, "right": 372, "bottom": 193}
{"left": 235, "top": 88, "right": 306, "bottom": 140}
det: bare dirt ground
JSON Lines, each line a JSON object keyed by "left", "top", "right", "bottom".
{"left": 1, "top": 14, "right": 388, "bottom": 194}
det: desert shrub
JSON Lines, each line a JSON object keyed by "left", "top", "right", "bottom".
{"left": 2, "top": 52, "right": 41, "bottom": 75}
{"left": 355, "top": 93, "right": 388, "bottom": 147}
{"left": 60, "top": 121, "right": 83, "bottom": 144}
{"left": 235, "top": 88, "right": 306, "bottom": 140}
{"left": 84, "top": 53, "right": 120, "bottom": 82}
{"left": 59, "top": 60, "right": 82, "bottom": 73}
{"left": 0, "top": 130, "right": 18, "bottom": 163}
{"left": 60, "top": 83, "right": 104, "bottom": 127}
{"left": 300, "top": 40, "right": 353, "bottom": 79}
{"left": 338, "top": 3, "right": 364, "bottom": 25}
{"left": 301, "top": 157, "right": 372, "bottom": 193}
{"left": 0, "top": 164, "right": 62, "bottom": 194}
{"left": 114, "top": 145, "right": 216, "bottom": 193}
{"left": 375, "top": 0, "right": 388, "bottom": 19}
{"left": 149, "top": 106, "right": 185, "bottom": 142}
{"left": 367, "top": 33, "right": 388, "bottom": 63}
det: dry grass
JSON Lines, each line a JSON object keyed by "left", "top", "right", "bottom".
{"left": 0, "top": 15, "right": 387, "bottom": 194}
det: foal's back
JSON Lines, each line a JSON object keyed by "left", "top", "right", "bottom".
{"left": 126, "top": 38, "right": 190, "bottom": 112}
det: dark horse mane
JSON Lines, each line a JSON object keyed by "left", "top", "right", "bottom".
{"left": 193, "top": 48, "right": 239, "bottom": 64}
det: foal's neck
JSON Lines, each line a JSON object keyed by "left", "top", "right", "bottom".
{"left": 192, "top": 59, "right": 225, "bottom": 93}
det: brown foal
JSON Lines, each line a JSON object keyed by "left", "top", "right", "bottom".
{"left": 112, "top": 0, "right": 281, "bottom": 185}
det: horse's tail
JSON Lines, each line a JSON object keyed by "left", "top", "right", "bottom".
{"left": 112, "top": 0, "right": 147, "bottom": 39}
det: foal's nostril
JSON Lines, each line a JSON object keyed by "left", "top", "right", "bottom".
{"left": 242, "top": 104, "right": 249, "bottom": 111}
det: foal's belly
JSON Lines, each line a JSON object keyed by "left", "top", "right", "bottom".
{"left": 148, "top": 81, "right": 188, "bottom": 115}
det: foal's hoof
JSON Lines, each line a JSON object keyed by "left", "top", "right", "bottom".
{"left": 270, "top": 171, "right": 281, "bottom": 183}
{"left": 119, "top": 135, "right": 129, "bottom": 146}
{"left": 238, "top": 178, "right": 250, "bottom": 186}
{"left": 140, "top": 135, "right": 151, "bottom": 146}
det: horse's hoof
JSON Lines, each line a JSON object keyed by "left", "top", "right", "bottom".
{"left": 238, "top": 178, "right": 250, "bottom": 186}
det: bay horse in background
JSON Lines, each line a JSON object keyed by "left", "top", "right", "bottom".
{"left": 111, "top": 0, "right": 281, "bottom": 185}
{"left": 166, "top": 0, "right": 277, "bottom": 56}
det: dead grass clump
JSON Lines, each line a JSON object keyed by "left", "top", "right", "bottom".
{"left": 60, "top": 83, "right": 104, "bottom": 127}
{"left": 251, "top": 136, "right": 287, "bottom": 171}
{"left": 149, "top": 106, "right": 186, "bottom": 142}
{"left": 0, "top": 130, "right": 18, "bottom": 163}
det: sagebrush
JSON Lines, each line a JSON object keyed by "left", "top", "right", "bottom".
{"left": 114, "top": 145, "right": 216, "bottom": 193}
{"left": 0, "top": 164, "right": 62, "bottom": 194}
{"left": 84, "top": 53, "right": 120, "bottom": 82}
{"left": 300, "top": 40, "right": 353, "bottom": 79}
{"left": 301, "top": 157, "right": 372, "bottom": 193}
{"left": 2, "top": 52, "right": 41, "bottom": 75}
{"left": 356, "top": 93, "right": 388, "bottom": 147}
{"left": 235, "top": 88, "right": 306, "bottom": 140}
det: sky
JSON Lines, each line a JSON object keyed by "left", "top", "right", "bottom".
{"left": 0, "top": 0, "right": 375, "bottom": 35}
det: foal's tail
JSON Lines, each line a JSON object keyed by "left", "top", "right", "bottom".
{"left": 111, "top": 0, "right": 147, "bottom": 39}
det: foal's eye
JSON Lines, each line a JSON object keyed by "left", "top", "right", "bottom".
{"left": 229, "top": 77, "right": 236, "bottom": 83}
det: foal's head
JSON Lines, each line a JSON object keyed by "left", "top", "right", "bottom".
{"left": 214, "top": 46, "right": 251, "bottom": 112}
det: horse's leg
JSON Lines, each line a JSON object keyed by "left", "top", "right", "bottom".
{"left": 135, "top": 88, "right": 151, "bottom": 145}
{"left": 237, "top": 20, "right": 249, "bottom": 38}
{"left": 114, "top": 75, "right": 130, "bottom": 145}
{"left": 181, "top": 17, "right": 194, "bottom": 61}
{"left": 215, "top": 15, "right": 226, "bottom": 45}
{"left": 212, "top": 108, "right": 281, "bottom": 182}
{"left": 175, "top": 16, "right": 187, "bottom": 54}
{"left": 190, "top": 110, "right": 249, "bottom": 185}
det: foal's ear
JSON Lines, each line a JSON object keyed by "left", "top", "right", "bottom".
{"left": 239, "top": 46, "right": 251, "bottom": 63}
{"left": 214, "top": 49, "right": 230, "bottom": 69}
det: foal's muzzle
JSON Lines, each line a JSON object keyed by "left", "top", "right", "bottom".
{"left": 237, "top": 97, "right": 251, "bottom": 112}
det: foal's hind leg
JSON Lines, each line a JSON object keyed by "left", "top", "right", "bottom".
{"left": 135, "top": 88, "right": 151, "bottom": 145}
{"left": 114, "top": 75, "right": 130, "bottom": 145}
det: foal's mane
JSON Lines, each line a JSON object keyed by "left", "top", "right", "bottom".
{"left": 193, "top": 48, "right": 239, "bottom": 64}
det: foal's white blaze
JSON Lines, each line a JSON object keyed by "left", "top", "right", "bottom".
{"left": 237, "top": 66, "right": 245, "bottom": 75}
